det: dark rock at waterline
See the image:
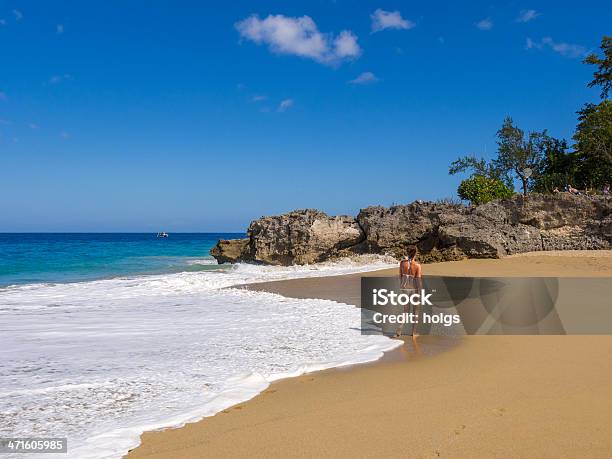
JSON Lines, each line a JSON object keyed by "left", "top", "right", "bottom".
{"left": 209, "top": 238, "right": 250, "bottom": 264}
{"left": 211, "top": 194, "right": 612, "bottom": 265}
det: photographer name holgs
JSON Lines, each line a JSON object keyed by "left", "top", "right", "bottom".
{"left": 371, "top": 288, "right": 461, "bottom": 327}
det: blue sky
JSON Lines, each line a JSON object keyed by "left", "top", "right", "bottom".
{"left": 0, "top": 1, "right": 609, "bottom": 231}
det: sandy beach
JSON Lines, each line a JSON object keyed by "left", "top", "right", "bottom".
{"left": 128, "top": 251, "right": 612, "bottom": 458}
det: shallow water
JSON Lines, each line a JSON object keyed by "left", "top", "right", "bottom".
{"left": 0, "top": 237, "right": 399, "bottom": 458}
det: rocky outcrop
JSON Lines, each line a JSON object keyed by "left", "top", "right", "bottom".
{"left": 209, "top": 238, "right": 250, "bottom": 264}
{"left": 246, "top": 209, "right": 364, "bottom": 265}
{"left": 211, "top": 194, "right": 612, "bottom": 265}
{"left": 214, "top": 209, "right": 365, "bottom": 265}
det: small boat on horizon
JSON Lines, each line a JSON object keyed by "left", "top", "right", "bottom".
{"left": 156, "top": 232, "right": 169, "bottom": 238}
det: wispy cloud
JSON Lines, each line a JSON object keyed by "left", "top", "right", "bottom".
{"left": 13, "top": 9, "right": 23, "bottom": 21}
{"left": 370, "top": 9, "right": 415, "bottom": 33}
{"left": 526, "top": 37, "right": 587, "bottom": 58}
{"left": 0, "top": 118, "right": 11, "bottom": 125}
{"left": 348, "top": 71, "right": 379, "bottom": 85}
{"left": 516, "top": 9, "right": 540, "bottom": 23}
{"left": 475, "top": 17, "right": 493, "bottom": 30}
{"left": 525, "top": 38, "right": 540, "bottom": 50}
{"left": 235, "top": 14, "right": 360, "bottom": 65}
{"left": 251, "top": 95, "right": 267, "bottom": 102}
{"left": 29, "top": 123, "right": 39, "bottom": 130}
{"left": 60, "top": 131, "right": 70, "bottom": 139}
{"left": 277, "top": 99, "right": 294, "bottom": 112}
{"left": 56, "top": 24, "right": 64, "bottom": 34}
{"left": 48, "top": 74, "right": 72, "bottom": 85}
{"left": 0, "top": 19, "right": 6, "bottom": 26}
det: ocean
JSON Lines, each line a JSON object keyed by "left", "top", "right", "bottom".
{"left": 0, "top": 233, "right": 242, "bottom": 288}
{"left": 0, "top": 233, "right": 398, "bottom": 458}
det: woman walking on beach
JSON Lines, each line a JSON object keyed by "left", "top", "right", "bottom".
{"left": 396, "top": 246, "right": 423, "bottom": 338}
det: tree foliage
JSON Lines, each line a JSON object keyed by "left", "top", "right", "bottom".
{"left": 449, "top": 117, "right": 554, "bottom": 196}
{"left": 572, "top": 100, "right": 612, "bottom": 188}
{"left": 493, "top": 117, "right": 550, "bottom": 195}
{"left": 531, "top": 138, "right": 577, "bottom": 192}
{"left": 449, "top": 35, "right": 611, "bottom": 198}
{"left": 457, "top": 175, "right": 513, "bottom": 205}
{"left": 584, "top": 35, "right": 612, "bottom": 100}
{"left": 448, "top": 155, "right": 508, "bottom": 185}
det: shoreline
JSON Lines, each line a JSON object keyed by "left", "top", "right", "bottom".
{"left": 128, "top": 250, "right": 612, "bottom": 458}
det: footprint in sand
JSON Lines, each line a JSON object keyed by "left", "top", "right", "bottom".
{"left": 454, "top": 425, "right": 466, "bottom": 435}
{"left": 492, "top": 407, "right": 506, "bottom": 417}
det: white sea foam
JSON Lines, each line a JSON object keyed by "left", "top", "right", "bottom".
{"left": 0, "top": 256, "right": 399, "bottom": 458}
{"left": 185, "top": 257, "right": 219, "bottom": 265}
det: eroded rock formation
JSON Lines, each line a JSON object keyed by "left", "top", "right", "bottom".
{"left": 211, "top": 194, "right": 611, "bottom": 265}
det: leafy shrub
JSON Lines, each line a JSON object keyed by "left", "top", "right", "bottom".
{"left": 457, "top": 175, "right": 513, "bottom": 205}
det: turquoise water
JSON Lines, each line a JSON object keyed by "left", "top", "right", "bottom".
{"left": 0, "top": 233, "right": 396, "bottom": 458}
{"left": 0, "top": 233, "right": 243, "bottom": 287}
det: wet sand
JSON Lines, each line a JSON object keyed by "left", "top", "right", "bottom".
{"left": 128, "top": 251, "right": 612, "bottom": 458}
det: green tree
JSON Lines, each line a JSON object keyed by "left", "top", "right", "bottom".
{"left": 457, "top": 175, "right": 513, "bottom": 205}
{"left": 532, "top": 138, "right": 580, "bottom": 192}
{"left": 584, "top": 36, "right": 611, "bottom": 100}
{"left": 450, "top": 118, "right": 562, "bottom": 196}
{"left": 493, "top": 117, "right": 549, "bottom": 196}
{"left": 573, "top": 101, "right": 612, "bottom": 189}
{"left": 448, "top": 155, "right": 509, "bottom": 186}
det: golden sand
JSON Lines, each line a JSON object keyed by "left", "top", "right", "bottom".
{"left": 128, "top": 251, "right": 612, "bottom": 458}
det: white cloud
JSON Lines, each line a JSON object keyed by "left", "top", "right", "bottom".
{"left": 29, "top": 123, "right": 39, "bottom": 129}
{"left": 516, "top": 9, "right": 540, "bottom": 23}
{"left": 475, "top": 18, "right": 493, "bottom": 30}
{"left": 333, "top": 30, "right": 360, "bottom": 58}
{"left": 13, "top": 9, "right": 23, "bottom": 21}
{"left": 57, "top": 24, "right": 64, "bottom": 34}
{"left": 251, "top": 95, "right": 267, "bottom": 102}
{"left": 277, "top": 99, "right": 294, "bottom": 112}
{"left": 370, "top": 9, "right": 415, "bottom": 33}
{"left": 542, "top": 37, "right": 587, "bottom": 58}
{"left": 526, "top": 37, "right": 587, "bottom": 58}
{"left": 348, "top": 71, "right": 379, "bottom": 85}
{"left": 235, "top": 14, "right": 361, "bottom": 65}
